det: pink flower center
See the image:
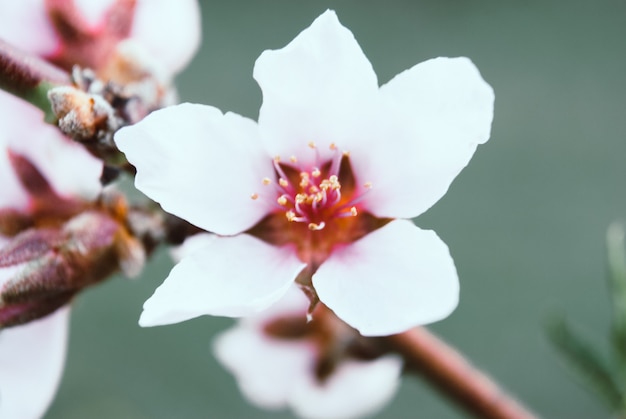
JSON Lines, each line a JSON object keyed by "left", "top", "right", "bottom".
{"left": 45, "top": 0, "right": 136, "bottom": 78}
{"left": 255, "top": 142, "right": 370, "bottom": 232}
{"left": 248, "top": 143, "right": 389, "bottom": 274}
{"left": 263, "top": 303, "right": 384, "bottom": 382}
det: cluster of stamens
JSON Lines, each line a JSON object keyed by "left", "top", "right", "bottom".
{"left": 251, "top": 142, "right": 371, "bottom": 231}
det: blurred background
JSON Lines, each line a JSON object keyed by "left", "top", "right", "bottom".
{"left": 46, "top": 0, "right": 626, "bottom": 417}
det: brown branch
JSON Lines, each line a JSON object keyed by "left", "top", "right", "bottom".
{"left": 0, "top": 38, "right": 70, "bottom": 120}
{"left": 386, "top": 327, "right": 538, "bottom": 419}
{"left": 0, "top": 39, "right": 69, "bottom": 89}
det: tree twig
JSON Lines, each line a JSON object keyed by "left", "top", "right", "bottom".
{"left": 0, "top": 38, "right": 69, "bottom": 121}
{"left": 386, "top": 327, "right": 538, "bottom": 419}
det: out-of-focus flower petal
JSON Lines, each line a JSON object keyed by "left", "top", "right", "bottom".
{"left": 0, "top": 0, "right": 59, "bottom": 56}
{"left": 254, "top": 10, "right": 378, "bottom": 166}
{"left": 292, "top": 355, "right": 403, "bottom": 419}
{"left": 0, "top": 148, "right": 29, "bottom": 209}
{"left": 0, "top": 306, "right": 70, "bottom": 419}
{"left": 214, "top": 323, "right": 314, "bottom": 409}
{"left": 0, "top": 91, "right": 102, "bottom": 204}
{"left": 73, "top": 0, "right": 117, "bottom": 28}
{"left": 214, "top": 286, "right": 403, "bottom": 419}
{"left": 353, "top": 57, "right": 495, "bottom": 219}
{"left": 314, "top": 219, "right": 459, "bottom": 336}
{"left": 139, "top": 234, "right": 305, "bottom": 326}
{"left": 131, "top": 0, "right": 201, "bottom": 75}
{"left": 115, "top": 103, "right": 274, "bottom": 236}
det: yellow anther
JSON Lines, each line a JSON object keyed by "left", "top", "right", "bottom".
{"left": 277, "top": 195, "right": 288, "bottom": 206}
{"left": 329, "top": 143, "right": 337, "bottom": 150}
{"left": 286, "top": 211, "right": 296, "bottom": 221}
{"left": 315, "top": 193, "right": 324, "bottom": 202}
{"left": 274, "top": 156, "right": 281, "bottom": 162}
{"left": 250, "top": 193, "right": 259, "bottom": 200}
{"left": 299, "top": 173, "right": 310, "bottom": 188}
{"left": 309, "top": 185, "right": 319, "bottom": 194}
{"left": 308, "top": 141, "right": 316, "bottom": 149}
{"left": 279, "top": 178, "right": 289, "bottom": 187}
{"left": 295, "top": 193, "right": 306, "bottom": 204}
{"left": 308, "top": 222, "right": 326, "bottom": 231}
{"left": 290, "top": 155, "right": 298, "bottom": 163}
{"left": 262, "top": 178, "right": 272, "bottom": 185}
{"left": 329, "top": 175, "right": 341, "bottom": 189}
{"left": 364, "top": 181, "right": 373, "bottom": 189}
{"left": 343, "top": 151, "right": 350, "bottom": 157}
{"left": 311, "top": 168, "right": 321, "bottom": 178}
{"left": 350, "top": 206, "right": 358, "bottom": 216}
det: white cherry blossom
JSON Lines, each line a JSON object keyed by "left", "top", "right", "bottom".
{"left": 0, "top": 302, "right": 70, "bottom": 419}
{"left": 116, "top": 10, "right": 495, "bottom": 336}
{"left": 0, "top": 0, "right": 201, "bottom": 79}
{"left": 214, "top": 285, "right": 403, "bottom": 419}
{"left": 0, "top": 90, "right": 102, "bottom": 418}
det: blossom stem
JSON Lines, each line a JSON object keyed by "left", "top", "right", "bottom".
{"left": 0, "top": 39, "right": 69, "bottom": 122}
{"left": 386, "top": 327, "right": 537, "bottom": 419}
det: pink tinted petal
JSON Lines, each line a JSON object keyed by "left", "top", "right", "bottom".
{"left": 292, "top": 355, "right": 402, "bottom": 419}
{"left": 139, "top": 234, "right": 305, "bottom": 326}
{"left": 0, "top": 147, "right": 28, "bottom": 209}
{"left": 0, "top": 92, "right": 102, "bottom": 202}
{"left": 354, "top": 57, "right": 494, "bottom": 219}
{"left": 313, "top": 220, "right": 459, "bottom": 336}
{"left": 254, "top": 10, "right": 378, "bottom": 166}
{"left": 214, "top": 324, "right": 314, "bottom": 409}
{"left": 74, "top": 0, "right": 117, "bottom": 29}
{"left": 0, "top": 307, "right": 70, "bottom": 419}
{"left": 0, "top": 0, "right": 59, "bottom": 56}
{"left": 115, "top": 103, "right": 274, "bottom": 236}
{"left": 131, "top": 0, "right": 201, "bottom": 76}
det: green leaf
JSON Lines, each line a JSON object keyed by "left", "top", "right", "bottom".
{"left": 546, "top": 316, "right": 622, "bottom": 409}
{"left": 607, "top": 222, "right": 626, "bottom": 363}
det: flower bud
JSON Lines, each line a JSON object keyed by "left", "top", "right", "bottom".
{"left": 48, "top": 85, "right": 119, "bottom": 143}
{"left": 0, "top": 210, "right": 145, "bottom": 328}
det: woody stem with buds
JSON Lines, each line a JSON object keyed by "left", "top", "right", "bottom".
{"left": 0, "top": 39, "right": 70, "bottom": 122}
{"left": 386, "top": 327, "right": 538, "bottom": 419}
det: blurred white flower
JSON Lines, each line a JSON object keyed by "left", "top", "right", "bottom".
{"left": 116, "top": 10, "right": 494, "bottom": 336}
{"left": 0, "top": 90, "right": 102, "bottom": 418}
{"left": 214, "top": 285, "right": 403, "bottom": 419}
{"left": 0, "top": 0, "right": 201, "bottom": 80}
{"left": 0, "top": 305, "right": 70, "bottom": 419}
{"left": 0, "top": 90, "right": 102, "bottom": 208}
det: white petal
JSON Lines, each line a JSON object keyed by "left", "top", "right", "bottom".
{"left": 0, "top": 91, "right": 103, "bottom": 204}
{"left": 354, "top": 57, "right": 495, "bottom": 219}
{"left": 292, "top": 355, "right": 403, "bottom": 419}
{"left": 115, "top": 103, "right": 275, "bottom": 236}
{"left": 214, "top": 324, "right": 315, "bottom": 409}
{"left": 254, "top": 10, "right": 378, "bottom": 166}
{"left": 169, "top": 232, "right": 216, "bottom": 263}
{"left": 0, "top": 0, "right": 59, "bottom": 56}
{"left": 313, "top": 220, "right": 459, "bottom": 336}
{"left": 139, "top": 234, "right": 305, "bottom": 326}
{"left": 0, "top": 307, "right": 70, "bottom": 419}
{"left": 131, "top": 0, "right": 201, "bottom": 76}
{"left": 73, "top": 0, "right": 117, "bottom": 28}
